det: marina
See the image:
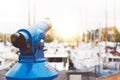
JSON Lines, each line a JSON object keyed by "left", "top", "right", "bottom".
{"left": 1, "top": 0, "right": 120, "bottom": 80}
{"left": 0, "top": 41, "right": 120, "bottom": 80}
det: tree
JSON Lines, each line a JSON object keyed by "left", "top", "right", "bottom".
{"left": 82, "top": 33, "right": 86, "bottom": 42}
{"left": 113, "top": 26, "right": 120, "bottom": 42}
{"left": 44, "top": 29, "right": 55, "bottom": 42}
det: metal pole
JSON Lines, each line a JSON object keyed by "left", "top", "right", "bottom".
{"left": 105, "top": 0, "right": 107, "bottom": 28}
{"left": 105, "top": 0, "right": 108, "bottom": 53}
{"left": 28, "top": 0, "right": 30, "bottom": 26}
{"left": 33, "top": 0, "right": 36, "bottom": 24}
{"left": 114, "top": 0, "right": 116, "bottom": 27}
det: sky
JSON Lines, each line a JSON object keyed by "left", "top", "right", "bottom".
{"left": 0, "top": 0, "right": 120, "bottom": 36}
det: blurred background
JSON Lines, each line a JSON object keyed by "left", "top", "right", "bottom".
{"left": 0, "top": 0, "right": 120, "bottom": 43}
{"left": 1, "top": 0, "right": 120, "bottom": 80}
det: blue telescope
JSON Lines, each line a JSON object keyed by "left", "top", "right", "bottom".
{"left": 6, "top": 22, "right": 58, "bottom": 80}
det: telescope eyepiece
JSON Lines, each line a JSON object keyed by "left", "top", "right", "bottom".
{"left": 11, "top": 33, "right": 26, "bottom": 48}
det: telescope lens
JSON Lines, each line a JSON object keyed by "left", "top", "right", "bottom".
{"left": 11, "top": 33, "right": 26, "bottom": 48}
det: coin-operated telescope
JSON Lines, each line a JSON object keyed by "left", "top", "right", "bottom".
{"left": 6, "top": 21, "right": 58, "bottom": 80}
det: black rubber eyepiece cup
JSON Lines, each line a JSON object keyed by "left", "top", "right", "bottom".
{"left": 11, "top": 33, "right": 26, "bottom": 48}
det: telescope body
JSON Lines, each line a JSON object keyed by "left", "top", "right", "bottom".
{"left": 6, "top": 22, "right": 58, "bottom": 80}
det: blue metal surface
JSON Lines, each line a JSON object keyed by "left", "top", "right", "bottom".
{"left": 6, "top": 58, "right": 58, "bottom": 80}
{"left": 17, "top": 22, "right": 48, "bottom": 59}
{"left": 6, "top": 22, "right": 58, "bottom": 80}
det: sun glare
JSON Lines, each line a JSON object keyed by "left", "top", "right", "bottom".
{"left": 53, "top": 22, "right": 79, "bottom": 41}
{"left": 59, "top": 27, "right": 78, "bottom": 40}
